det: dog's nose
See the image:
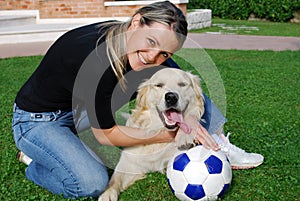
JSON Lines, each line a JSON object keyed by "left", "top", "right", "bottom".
{"left": 165, "top": 92, "right": 178, "bottom": 107}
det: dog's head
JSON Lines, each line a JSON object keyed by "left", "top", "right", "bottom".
{"left": 129, "top": 68, "right": 204, "bottom": 133}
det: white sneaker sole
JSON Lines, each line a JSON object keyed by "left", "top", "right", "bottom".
{"left": 231, "top": 161, "right": 264, "bottom": 170}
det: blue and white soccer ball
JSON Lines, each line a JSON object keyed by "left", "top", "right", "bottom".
{"left": 167, "top": 145, "right": 232, "bottom": 201}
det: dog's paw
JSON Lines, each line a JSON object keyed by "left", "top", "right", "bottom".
{"left": 177, "top": 139, "right": 201, "bottom": 150}
{"left": 98, "top": 188, "right": 119, "bottom": 201}
{"left": 178, "top": 143, "right": 194, "bottom": 150}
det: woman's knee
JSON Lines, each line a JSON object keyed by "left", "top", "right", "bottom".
{"left": 70, "top": 164, "right": 109, "bottom": 198}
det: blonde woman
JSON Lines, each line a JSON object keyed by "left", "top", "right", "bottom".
{"left": 13, "top": 1, "right": 263, "bottom": 199}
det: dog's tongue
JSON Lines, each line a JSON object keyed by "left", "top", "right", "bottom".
{"left": 169, "top": 112, "right": 191, "bottom": 134}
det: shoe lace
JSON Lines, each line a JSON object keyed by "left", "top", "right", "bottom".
{"left": 221, "top": 132, "right": 246, "bottom": 154}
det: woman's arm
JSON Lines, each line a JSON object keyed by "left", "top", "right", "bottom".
{"left": 91, "top": 125, "right": 177, "bottom": 147}
{"left": 92, "top": 122, "right": 219, "bottom": 150}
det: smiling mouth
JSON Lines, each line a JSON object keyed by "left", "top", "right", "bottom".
{"left": 158, "top": 108, "right": 180, "bottom": 130}
{"left": 157, "top": 106, "right": 191, "bottom": 133}
{"left": 138, "top": 51, "right": 147, "bottom": 65}
{"left": 156, "top": 105, "right": 191, "bottom": 133}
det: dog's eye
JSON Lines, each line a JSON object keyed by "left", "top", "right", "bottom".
{"left": 178, "top": 82, "right": 187, "bottom": 87}
{"left": 155, "top": 83, "right": 164, "bottom": 88}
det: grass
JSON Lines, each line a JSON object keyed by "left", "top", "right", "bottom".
{"left": 1, "top": 49, "right": 299, "bottom": 200}
{"left": 191, "top": 18, "right": 300, "bottom": 37}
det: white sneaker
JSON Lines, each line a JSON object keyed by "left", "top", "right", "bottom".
{"left": 213, "top": 133, "right": 264, "bottom": 170}
{"left": 16, "top": 151, "right": 32, "bottom": 166}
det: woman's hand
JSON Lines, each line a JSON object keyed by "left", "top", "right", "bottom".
{"left": 194, "top": 124, "right": 220, "bottom": 151}
{"left": 185, "top": 115, "right": 220, "bottom": 151}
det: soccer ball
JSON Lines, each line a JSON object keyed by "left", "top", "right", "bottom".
{"left": 167, "top": 145, "right": 232, "bottom": 201}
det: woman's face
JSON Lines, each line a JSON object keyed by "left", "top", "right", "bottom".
{"left": 126, "top": 14, "right": 181, "bottom": 71}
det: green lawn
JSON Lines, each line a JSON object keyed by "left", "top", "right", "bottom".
{"left": 191, "top": 18, "right": 300, "bottom": 37}
{"left": 1, "top": 49, "right": 299, "bottom": 200}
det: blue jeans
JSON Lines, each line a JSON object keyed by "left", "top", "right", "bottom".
{"left": 12, "top": 104, "right": 109, "bottom": 199}
{"left": 201, "top": 93, "right": 227, "bottom": 134}
{"left": 12, "top": 93, "right": 226, "bottom": 199}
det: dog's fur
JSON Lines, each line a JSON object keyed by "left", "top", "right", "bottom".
{"left": 98, "top": 68, "right": 205, "bottom": 201}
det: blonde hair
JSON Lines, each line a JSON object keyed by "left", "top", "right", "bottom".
{"left": 100, "top": 1, "right": 188, "bottom": 89}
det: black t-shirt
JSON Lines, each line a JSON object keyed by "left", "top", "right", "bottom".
{"left": 15, "top": 22, "right": 179, "bottom": 129}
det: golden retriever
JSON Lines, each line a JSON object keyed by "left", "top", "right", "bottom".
{"left": 98, "top": 68, "right": 205, "bottom": 201}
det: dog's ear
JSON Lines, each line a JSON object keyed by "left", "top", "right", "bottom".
{"left": 135, "top": 79, "right": 150, "bottom": 110}
{"left": 188, "top": 72, "right": 205, "bottom": 114}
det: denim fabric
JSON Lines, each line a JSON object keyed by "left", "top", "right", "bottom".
{"left": 201, "top": 93, "right": 227, "bottom": 134}
{"left": 12, "top": 104, "right": 108, "bottom": 199}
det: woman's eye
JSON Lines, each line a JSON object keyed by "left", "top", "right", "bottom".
{"left": 148, "top": 39, "right": 155, "bottom": 46}
{"left": 161, "top": 52, "right": 169, "bottom": 58}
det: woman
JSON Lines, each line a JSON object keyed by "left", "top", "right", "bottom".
{"left": 12, "top": 1, "right": 263, "bottom": 199}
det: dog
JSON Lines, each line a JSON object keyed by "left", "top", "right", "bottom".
{"left": 98, "top": 68, "right": 205, "bottom": 201}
